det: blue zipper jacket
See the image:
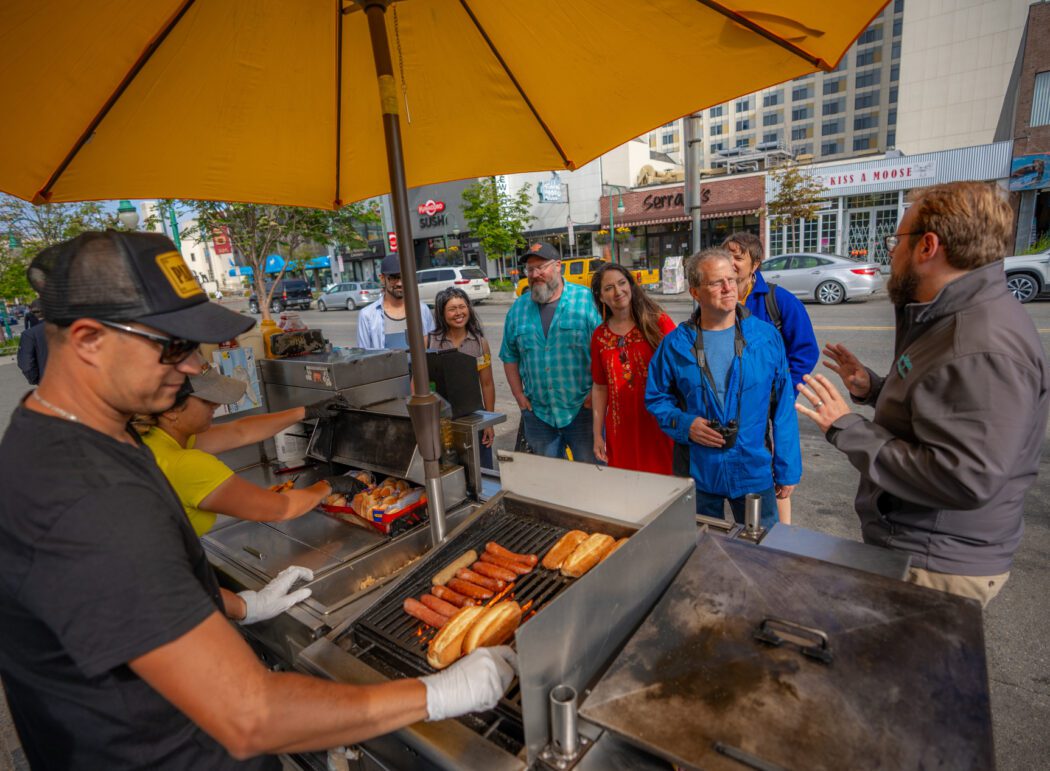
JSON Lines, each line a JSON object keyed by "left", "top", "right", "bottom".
{"left": 645, "top": 309, "right": 802, "bottom": 498}
{"left": 745, "top": 271, "right": 819, "bottom": 392}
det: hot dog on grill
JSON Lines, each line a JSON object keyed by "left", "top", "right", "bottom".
{"left": 479, "top": 552, "right": 532, "bottom": 575}
{"left": 561, "top": 533, "right": 616, "bottom": 578}
{"left": 404, "top": 597, "right": 448, "bottom": 628}
{"left": 419, "top": 593, "right": 459, "bottom": 618}
{"left": 471, "top": 561, "right": 517, "bottom": 583}
{"left": 462, "top": 601, "right": 523, "bottom": 655}
{"left": 447, "top": 578, "right": 494, "bottom": 599}
{"left": 485, "top": 542, "right": 538, "bottom": 567}
{"left": 431, "top": 549, "right": 478, "bottom": 586}
{"left": 427, "top": 606, "right": 486, "bottom": 669}
{"left": 541, "top": 530, "right": 588, "bottom": 570}
{"left": 455, "top": 568, "right": 505, "bottom": 592}
{"left": 432, "top": 585, "right": 477, "bottom": 607}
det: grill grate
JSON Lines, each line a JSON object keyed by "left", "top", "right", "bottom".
{"left": 338, "top": 499, "right": 579, "bottom": 752}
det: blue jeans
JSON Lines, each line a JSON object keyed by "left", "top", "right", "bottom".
{"left": 521, "top": 407, "right": 599, "bottom": 464}
{"left": 695, "top": 486, "right": 778, "bottom": 530}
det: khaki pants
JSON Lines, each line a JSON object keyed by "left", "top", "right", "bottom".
{"left": 907, "top": 567, "right": 1010, "bottom": 608}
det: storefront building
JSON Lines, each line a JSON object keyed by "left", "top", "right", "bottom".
{"left": 598, "top": 174, "right": 764, "bottom": 270}
{"left": 405, "top": 180, "right": 479, "bottom": 270}
{"left": 766, "top": 141, "right": 1013, "bottom": 264}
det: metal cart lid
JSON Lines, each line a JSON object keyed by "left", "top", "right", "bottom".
{"left": 579, "top": 534, "right": 993, "bottom": 771}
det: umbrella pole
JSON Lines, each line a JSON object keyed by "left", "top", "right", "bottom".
{"left": 362, "top": 0, "right": 447, "bottom": 546}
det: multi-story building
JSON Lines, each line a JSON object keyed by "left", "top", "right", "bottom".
{"left": 648, "top": 0, "right": 904, "bottom": 167}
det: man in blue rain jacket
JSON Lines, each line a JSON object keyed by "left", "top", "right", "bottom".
{"left": 646, "top": 248, "right": 801, "bottom": 529}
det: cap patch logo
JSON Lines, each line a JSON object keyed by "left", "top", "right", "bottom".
{"left": 156, "top": 251, "right": 204, "bottom": 299}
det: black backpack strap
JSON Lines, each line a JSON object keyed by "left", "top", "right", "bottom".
{"left": 764, "top": 283, "right": 783, "bottom": 332}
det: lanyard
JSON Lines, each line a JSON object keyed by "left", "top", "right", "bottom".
{"left": 689, "top": 310, "right": 746, "bottom": 424}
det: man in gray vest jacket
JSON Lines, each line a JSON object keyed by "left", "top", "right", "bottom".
{"left": 796, "top": 181, "right": 1049, "bottom": 607}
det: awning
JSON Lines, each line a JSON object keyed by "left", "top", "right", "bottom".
{"left": 227, "top": 254, "right": 331, "bottom": 277}
{"left": 624, "top": 205, "right": 763, "bottom": 228}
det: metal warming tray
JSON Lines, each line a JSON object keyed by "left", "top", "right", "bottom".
{"left": 580, "top": 533, "right": 993, "bottom": 770}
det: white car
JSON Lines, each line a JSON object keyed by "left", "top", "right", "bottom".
{"left": 1003, "top": 247, "right": 1050, "bottom": 303}
{"left": 416, "top": 266, "right": 491, "bottom": 306}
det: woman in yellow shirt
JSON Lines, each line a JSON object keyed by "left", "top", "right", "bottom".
{"left": 140, "top": 365, "right": 357, "bottom": 536}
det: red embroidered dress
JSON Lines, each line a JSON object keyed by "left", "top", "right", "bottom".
{"left": 590, "top": 314, "right": 676, "bottom": 473}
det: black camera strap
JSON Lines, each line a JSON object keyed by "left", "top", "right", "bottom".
{"left": 689, "top": 309, "right": 746, "bottom": 427}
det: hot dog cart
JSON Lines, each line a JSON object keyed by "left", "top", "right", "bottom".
{"left": 202, "top": 348, "right": 504, "bottom": 663}
{"left": 204, "top": 351, "right": 992, "bottom": 770}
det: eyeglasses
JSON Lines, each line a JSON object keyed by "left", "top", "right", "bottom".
{"left": 98, "top": 320, "right": 200, "bottom": 365}
{"left": 703, "top": 278, "right": 737, "bottom": 290}
{"left": 524, "top": 262, "right": 557, "bottom": 276}
{"left": 883, "top": 232, "right": 922, "bottom": 251}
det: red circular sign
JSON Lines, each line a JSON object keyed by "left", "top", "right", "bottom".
{"left": 387, "top": 231, "right": 398, "bottom": 252}
{"left": 417, "top": 199, "right": 446, "bottom": 216}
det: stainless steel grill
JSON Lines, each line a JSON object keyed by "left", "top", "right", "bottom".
{"left": 336, "top": 494, "right": 635, "bottom": 754}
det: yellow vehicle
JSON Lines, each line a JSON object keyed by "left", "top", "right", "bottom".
{"left": 515, "top": 257, "right": 659, "bottom": 296}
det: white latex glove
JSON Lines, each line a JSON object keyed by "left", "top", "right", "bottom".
{"left": 237, "top": 566, "right": 314, "bottom": 625}
{"left": 420, "top": 646, "right": 517, "bottom": 722}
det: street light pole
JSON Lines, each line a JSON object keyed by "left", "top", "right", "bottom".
{"left": 605, "top": 185, "right": 627, "bottom": 264}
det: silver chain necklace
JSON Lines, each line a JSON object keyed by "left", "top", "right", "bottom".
{"left": 31, "top": 391, "right": 80, "bottom": 423}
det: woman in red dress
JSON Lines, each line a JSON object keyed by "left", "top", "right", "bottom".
{"left": 589, "top": 263, "right": 677, "bottom": 473}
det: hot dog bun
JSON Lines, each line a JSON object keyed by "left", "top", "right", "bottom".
{"left": 561, "top": 533, "right": 616, "bottom": 578}
{"left": 462, "top": 601, "right": 522, "bottom": 655}
{"left": 431, "top": 550, "right": 478, "bottom": 586}
{"left": 426, "top": 605, "right": 485, "bottom": 669}
{"left": 601, "top": 537, "right": 629, "bottom": 562}
{"left": 542, "top": 530, "right": 588, "bottom": 570}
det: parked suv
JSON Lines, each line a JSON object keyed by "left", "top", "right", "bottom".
{"left": 318, "top": 281, "right": 382, "bottom": 311}
{"left": 416, "top": 266, "right": 490, "bottom": 306}
{"left": 1004, "top": 246, "right": 1050, "bottom": 303}
{"left": 248, "top": 278, "right": 313, "bottom": 314}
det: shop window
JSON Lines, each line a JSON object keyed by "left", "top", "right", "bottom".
{"left": 792, "top": 84, "right": 813, "bottom": 101}
{"left": 820, "top": 212, "right": 839, "bottom": 253}
{"left": 763, "top": 111, "right": 783, "bottom": 126}
{"left": 802, "top": 219, "right": 820, "bottom": 253}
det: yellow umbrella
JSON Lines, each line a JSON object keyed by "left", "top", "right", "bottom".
{"left": 0, "top": 0, "right": 888, "bottom": 541}
{"left": 1, "top": 0, "right": 887, "bottom": 209}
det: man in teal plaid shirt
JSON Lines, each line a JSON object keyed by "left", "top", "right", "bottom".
{"left": 501, "top": 243, "right": 602, "bottom": 463}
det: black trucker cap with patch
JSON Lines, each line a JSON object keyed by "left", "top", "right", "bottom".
{"left": 28, "top": 230, "right": 254, "bottom": 343}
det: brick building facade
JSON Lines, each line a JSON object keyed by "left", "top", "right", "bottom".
{"left": 1010, "top": 1, "right": 1050, "bottom": 251}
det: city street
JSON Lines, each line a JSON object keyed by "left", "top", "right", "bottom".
{"left": 0, "top": 290, "right": 1047, "bottom": 769}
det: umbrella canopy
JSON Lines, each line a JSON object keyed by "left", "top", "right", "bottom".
{"left": 1, "top": 0, "right": 888, "bottom": 210}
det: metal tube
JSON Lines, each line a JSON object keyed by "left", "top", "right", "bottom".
{"left": 550, "top": 684, "right": 580, "bottom": 759}
{"left": 684, "top": 111, "right": 704, "bottom": 255}
{"left": 363, "top": 1, "right": 447, "bottom": 543}
{"left": 744, "top": 493, "right": 762, "bottom": 534}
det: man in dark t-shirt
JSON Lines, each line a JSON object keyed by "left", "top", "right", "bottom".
{"left": 0, "top": 231, "right": 514, "bottom": 769}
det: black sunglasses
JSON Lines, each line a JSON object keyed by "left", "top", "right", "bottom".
{"left": 98, "top": 320, "right": 200, "bottom": 365}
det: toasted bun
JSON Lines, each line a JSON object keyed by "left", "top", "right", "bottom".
{"left": 561, "top": 533, "right": 615, "bottom": 578}
{"left": 427, "top": 605, "right": 485, "bottom": 669}
{"left": 601, "top": 537, "right": 629, "bottom": 562}
{"left": 542, "top": 530, "right": 589, "bottom": 570}
{"left": 462, "top": 601, "right": 522, "bottom": 655}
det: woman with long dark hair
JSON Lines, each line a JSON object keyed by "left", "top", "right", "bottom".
{"left": 589, "top": 263, "right": 676, "bottom": 472}
{"left": 427, "top": 287, "right": 497, "bottom": 452}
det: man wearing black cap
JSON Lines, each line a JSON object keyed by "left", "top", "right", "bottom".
{"left": 500, "top": 243, "right": 602, "bottom": 463}
{"left": 356, "top": 252, "right": 434, "bottom": 349}
{"left": 0, "top": 231, "right": 515, "bottom": 769}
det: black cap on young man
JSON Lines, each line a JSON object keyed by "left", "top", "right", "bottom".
{"left": 28, "top": 230, "right": 254, "bottom": 343}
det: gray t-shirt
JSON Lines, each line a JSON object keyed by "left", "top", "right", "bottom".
{"left": 383, "top": 310, "right": 408, "bottom": 349}
{"left": 538, "top": 298, "right": 560, "bottom": 337}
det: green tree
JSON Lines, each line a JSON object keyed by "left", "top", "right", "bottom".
{"left": 765, "top": 162, "right": 827, "bottom": 253}
{"left": 165, "top": 201, "right": 377, "bottom": 320}
{"left": 461, "top": 178, "right": 533, "bottom": 279}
